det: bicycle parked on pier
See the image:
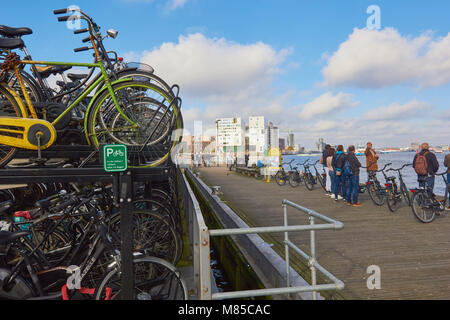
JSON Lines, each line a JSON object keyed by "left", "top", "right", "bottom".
{"left": 410, "top": 172, "right": 449, "bottom": 223}
{"left": 312, "top": 160, "right": 327, "bottom": 191}
{"left": 384, "top": 164, "right": 412, "bottom": 212}
{"left": 364, "top": 163, "right": 392, "bottom": 206}
{"left": 275, "top": 159, "right": 296, "bottom": 186}
{"left": 289, "top": 160, "right": 307, "bottom": 188}
{"left": 301, "top": 160, "right": 317, "bottom": 191}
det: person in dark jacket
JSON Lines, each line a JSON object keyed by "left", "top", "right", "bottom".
{"left": 413, "top": 143, "right": 439, "bottom": 192}
{"left": 331, "top": 145, "right": 346, "bottom": 201}
{"left": 445, "top": 153, "right": 450, "bottom": 210}
{"left": 345, "top": 145, "right": 363, "bottom": 206}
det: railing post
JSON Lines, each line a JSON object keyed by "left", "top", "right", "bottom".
{"left": 309, "top": 215, "right": 317, "bottom": 300}
{"left": 199, "top": 229, "right": 211, "bottom": 300}
{"left": 283, "top": 203, "right": 290, "bottom": 291}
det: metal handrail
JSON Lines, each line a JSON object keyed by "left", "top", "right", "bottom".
{"left": 181, "top": 168, "right": 345, "bottom": 300}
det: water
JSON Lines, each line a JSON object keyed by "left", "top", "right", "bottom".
{"left": 282, "top": 152, "right": 449, "bottom": 196}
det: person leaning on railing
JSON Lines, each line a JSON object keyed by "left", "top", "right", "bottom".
{"left": 365, "top": 142, "right": 379, "bottom": 174}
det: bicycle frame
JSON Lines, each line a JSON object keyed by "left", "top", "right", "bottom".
{"left": 0, "top": 59, "right": 134, "bottom": 150}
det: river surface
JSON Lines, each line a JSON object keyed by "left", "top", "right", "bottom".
{"left": 282, "top": 152, "right": 449, "bottom": 196}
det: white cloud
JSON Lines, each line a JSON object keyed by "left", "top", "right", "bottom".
{"left": 322, "top": 27, "right": 450, "bottom": 88}
{"left": 299, "top": 92, "right": 359, "bottom": 120}
{"left": 362, "top": 99, "right": 433, "bottom": 121}
{"left": 167, "top": 0, "right": 188, "bottom": 10}
{"left": 140, "top": 33, "right": 291, "bottom": 97}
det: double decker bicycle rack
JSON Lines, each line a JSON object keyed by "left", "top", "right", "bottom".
{"left": 0, "top": 145, "right": 174, "bottom": 299}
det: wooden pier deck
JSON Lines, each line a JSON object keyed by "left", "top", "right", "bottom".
{"left": 197, "top": 166, "right": 450, "bottom": 300}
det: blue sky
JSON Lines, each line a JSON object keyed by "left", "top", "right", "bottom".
{"left": 2, "top": 0, "right": 449, "bottom": 148}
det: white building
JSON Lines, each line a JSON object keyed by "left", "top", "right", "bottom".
{"left": 216, "top": 117, "right": 245, "bottom": 165}
{"left": 248, "top": 116, "right": 266, "bottom": 166}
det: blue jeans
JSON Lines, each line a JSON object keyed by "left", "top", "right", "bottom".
{"left": 418, "top": 176, "right": 435, "bottom": 192}
{"left": 342, "top": 175, "right": 350, "bottom": 200}
{"left": 447, "top": 173, "right": 450, "bottom": 203}
{"left": 334, "top": 174, "right": 343, "bottom": 198}
{"left": 330, "top": 171, "right": 336, "bottom": 194}
{"left": 346, "top": 175, "right": 359, "bottom": 204}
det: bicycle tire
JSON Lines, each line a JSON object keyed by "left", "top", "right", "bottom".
{"left": 275, "top": 171, "right": 287, "bottom": 186}
{"left": 86, "top": 80, "right": 182, "bottom": 168}
{"left": 94, "top": 256, "right": 188, "bottom": 300}
{"left": 367, "top": 182, "right": 386, "bottom": 206}
{"left": 411, "top": 192, "right": 436, "bottom": 223}
{"left": 400, "top": 182, "right": 411, "bottom": 207}
{"left": 386, "top": 189, "right": 400, "bottom": 213}
{"left": 288, "top": 173, "right": 300, "bottom": 187}
{"left": 0, "top": 85, "right": 22, "bottom": 167}
{"left": 109, "top": 210, "right": 180, "bottom": 265}
{"left": 304, "top": 173, "right": 314, "bottom": 191}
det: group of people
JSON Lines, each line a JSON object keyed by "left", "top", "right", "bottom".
{"left": 320, "top": 144, "right": 366, "bottom": 207}
{"left": 320, "top": 142, "right": 450, "bottom": 209}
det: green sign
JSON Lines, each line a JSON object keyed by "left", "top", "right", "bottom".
{"left": 103, "top": 144, "right": 128, "bottom": 172}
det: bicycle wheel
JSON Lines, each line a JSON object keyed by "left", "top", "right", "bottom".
{"left": 0, "top": 85, "right": 22, "bottom": 167}
{"left": 275, "top": 171, "right": 287, "bottom": 186}
{"left": 411, "top": 192, "right": 436, "bottom": 223}
{"left": 400, "top": 182, "right": 411, "bottom": 207}
{"left": 86, "top": 80, "right": 182, "bottom": 168}
{"left": 95, "top": 256, "right": 188, "bottom": 300}
{"left": 386, "top": 189, "right": 400, "bottom": 213}
{"left": 109, "top": 210, "right": 180, "bottom": 265}
{"left": 289, "top": 173, "right": 300, "bottom": 187}
{"left": 304, "top": 173, "right": 314, "bottom": 191}
{"left": 367, "top": 182, "right": 386, "bottom": 206}
{"left": 317, "top": 174, "right": 326, "bottom": 191}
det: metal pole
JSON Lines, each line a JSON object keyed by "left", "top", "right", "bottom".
{"left": 310, "top": 215, "right": 317, "bottom": 300}
{"left": 283, "top": 204, "right": 290, "bottom": 290}
{"left": 119, "top": 171, "right": 134, "bottom": 300}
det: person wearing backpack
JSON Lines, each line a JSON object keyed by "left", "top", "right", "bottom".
{"left": 332, "top": 145, "right": 346, "bottom": 201}
{"left": 413, "top": 143, "right": 439, "bottom": 192}
{"left": 345, "top": 145, "right": 363, "bottom": 207}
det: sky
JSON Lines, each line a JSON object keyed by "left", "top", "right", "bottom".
{"left": 2, "top": 0, "right": 449, "bottom": 149}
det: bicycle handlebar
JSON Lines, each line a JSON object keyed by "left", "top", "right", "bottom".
{"left": 378, "top": 163, "right": 392, "bottom": 173}
{"left": 387, "top": 163, "right": 412, "bottom": 172}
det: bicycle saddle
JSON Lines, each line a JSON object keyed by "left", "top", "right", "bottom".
{"left": 35, "top": 65, "right": 72, "bottom": 79}
{"left": 0, "top": 231, "right": 31, "bottom": 244}
{"left": 0, "top": 37, "right": 24, "bottom": 50}
{"left": 386, "top": 176, "right": 396, "bottom": 181}
{"left": 67, "top": 73, "right": 88, "bottom": 81}
{"left": 0, "top": 25, "right": 32, "bottom": 38}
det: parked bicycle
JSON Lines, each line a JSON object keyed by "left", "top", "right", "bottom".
{"left": 312, "top": 160, "right": 326, "bottom": 191}
{"left": 275, "top": 159, "right": 296, "bottom": 186}
{"left": 384, "top": 164, "right": 412, "bottom": 212}
{"left": 410, "top": 172, "right": 449, "bottom": 223}
{"left": 289, "top": 160, "right": 307, "bottom": 188}
{"left": 364, "top": 162, "right": 391, "bottom": 206}
{"left": 301, "top": 160, "right": 317, "bottom": 191}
